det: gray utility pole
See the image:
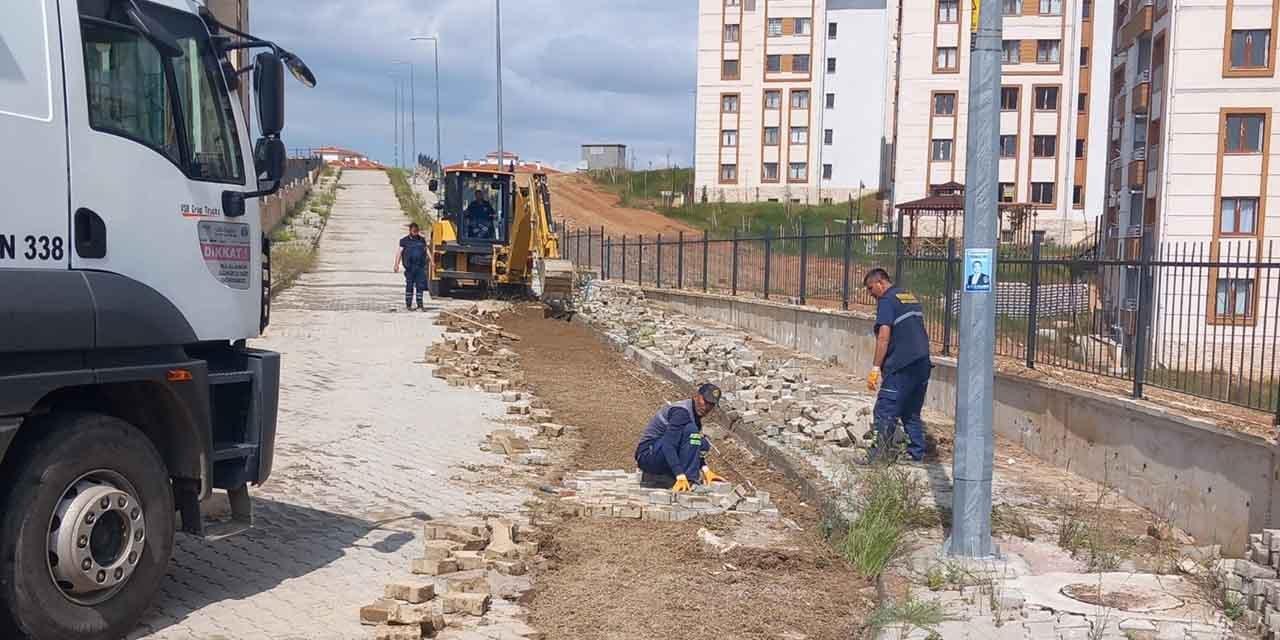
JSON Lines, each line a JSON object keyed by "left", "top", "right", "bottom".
{"left": 948, "top": 0, "right": 1001, "bottom": 559}
{"left": 394, "top": 61, "right": 416, "bottom": 176}
{"left": 391, "top": 75, "right": 400, "bottom": 168}
{"left": 410, "top": 36, "right": 444, "bottom": 176}
{"left": 495, "top": 0, "right": 505, "bottom": 170}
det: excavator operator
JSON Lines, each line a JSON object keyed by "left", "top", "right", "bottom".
{"left": 634, "top": 384, "right": 726, "bottom": 493}
{"left": 465, "top": 189, "right": 497, "bottom": 240}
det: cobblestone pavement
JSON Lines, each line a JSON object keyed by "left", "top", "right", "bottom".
{"left": 131, "top": 170, "right": 527, "bottom": 640}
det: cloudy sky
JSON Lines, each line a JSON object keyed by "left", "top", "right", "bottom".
{"left": 253, "top": 0, "right": 698, "bottom": 170}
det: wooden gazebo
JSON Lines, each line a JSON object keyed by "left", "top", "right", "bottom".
{"left": 895, "top": 182, "right": 1038, "bottom": 254}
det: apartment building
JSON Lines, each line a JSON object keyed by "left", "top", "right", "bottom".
{"left": 694, "top": 0, "right": 890, "bottom": 204}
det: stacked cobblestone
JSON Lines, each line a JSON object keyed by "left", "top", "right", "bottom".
{"left": 425, "top": 304, "right": 523, "bottom": 393}
{"left": 1213, "top": 528, "right": 1280, "bottom": 636}
{"left": 555, "top": 469, "right": 779, "bottom": 522}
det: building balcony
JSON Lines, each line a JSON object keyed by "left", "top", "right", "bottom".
{"left": 1113, "top": 93, "right": 1127, "bottom": 117}
{"left": 1133, "top": 76, "right": 1151, "bottom": 117}
{"left": 1127, "top": 159, "right": 1146, "bottom": 188}
{"left": 1119, "top": 3, "right": 1153, "bottom": 49}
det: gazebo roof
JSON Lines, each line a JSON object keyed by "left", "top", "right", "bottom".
{"left": 895, "top": 193, "right": 964, "bottom": 212}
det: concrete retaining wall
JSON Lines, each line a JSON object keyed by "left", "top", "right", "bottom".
{"left": 642, "top": 287, "right": 1279, "bottom": 555}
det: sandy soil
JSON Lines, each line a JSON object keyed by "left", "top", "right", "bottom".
{"left": 498, "top": 305, "right": 869, "bottom": 640}
{"left": 549, "top": 173, "right": 696, "bottom": 236}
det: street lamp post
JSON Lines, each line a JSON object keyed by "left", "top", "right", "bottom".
{"left": 495, "top": 0, "right": 504, "bottom": 171}
{"left": 394, "top": 61, "right": 416, "bottom": 178}
{"left": 390, "top": 74, "right": 400, "bottom": 168}
{"left": 409, "top": 36, "right": 443, "bottom": 177}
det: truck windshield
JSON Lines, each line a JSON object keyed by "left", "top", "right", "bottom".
{"left": 81, "top": 1, "right": 244, "bottom": 184}
{"left": 445, "top": 173, "right": 510, "bottom": 244}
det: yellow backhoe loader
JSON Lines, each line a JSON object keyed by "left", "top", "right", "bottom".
{"left": 427, "top": 166, "right": 574, "bottom": 311}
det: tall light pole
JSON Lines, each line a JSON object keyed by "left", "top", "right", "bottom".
{"left": 948, "top": 0, "right": 1002, "bottom": 559}
{"left": 495, "top": 0, "right": 505, "bottom": 170}
{"left": 410, "top": 36, "right": 443, "bottom": 177}
{"left": 390, "top": 74, "right": 400, "bottom": 168}
{"left": 394, "top": 60, "right": 416, "bottom": 178}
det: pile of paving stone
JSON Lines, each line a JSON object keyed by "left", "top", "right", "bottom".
{"left": 426, "top": 304, "right": 523, "bottom": 393}
{"left": 1212, "top": 528, "right": 1280, "bottom": 636}
{"left": 578, "top": 283, "right": 877, "bottom": 462}
{"left": 554, "top": 469, "right": 779, "bottom": 522}
{"left": 358, "top": 518, "right": 543, "bottom": 639}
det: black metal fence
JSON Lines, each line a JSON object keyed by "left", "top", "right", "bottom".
{"left": 562, "top": 224, "right": 1280, "bottom": 422}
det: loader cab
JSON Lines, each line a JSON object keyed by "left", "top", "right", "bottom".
{"left": 443, "top": 169, "right": 514, "bottom": 245}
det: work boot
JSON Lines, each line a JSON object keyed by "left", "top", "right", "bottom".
{"left": 640, "top": 471, "right": 676, "bottom": 489}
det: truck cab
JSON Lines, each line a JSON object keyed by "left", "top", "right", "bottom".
{"left": 0, "top": 2, "right": 313, "bottom": 638}
{"left": 429, "top": 167, "right": 517, "bottom": 295}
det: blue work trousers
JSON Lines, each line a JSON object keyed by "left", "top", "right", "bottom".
{"left": 872, "top": 358, "right": 931, "bottom": 461}
{"left": 636, "top": 433, "right": 710, "bottom": 481}
{"left": 404, "top": 266, "right": 427, "bottom": 307}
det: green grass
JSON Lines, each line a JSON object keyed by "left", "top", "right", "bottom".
{"left": 586, "top": 167, "right": 693, "bottom": 206}
{"left": 867, "top": 598, "right": 954, "bottom": 639}
{"left": 836, "top": 465, "right": 932, "bottom": 579}
{"left": 387, "top": 168, "right": 430, "bottom": 227}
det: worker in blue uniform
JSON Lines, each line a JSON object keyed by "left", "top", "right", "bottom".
{"left": 634, "top": 384, "right": 725, "bottom": 492}
{"left": 394, "top": 222, "right": 429, "bottom": 310}
{"left": 863, "top": 268, "right": 932, "bottom": 463}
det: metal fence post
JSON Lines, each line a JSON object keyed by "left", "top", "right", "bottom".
{"left": 702, "top": 231, "right": 710, "bottom": 293}
{"left": 841, "top": 215, "right": 853, "bottom": 310}
{"left": 942, "top": 238, "right": 957, "bottom": 356}
{"left": 604, "top": 235, "right": 611, "bottom": 279}
{"left": 1026, "top": 231, "right": 1045, "bottom": 368}
{"left": 763, "top": 228, "right": 773, "bottom": 299}
{"left": 599, "top": 226, "right": 606, "bottom": 271}
{"left": 895, "top": 210, "right": 907, "bottom": 287}
{"left": 587, "top": 228, "right": 593, "bottom": 270}
{"left": 1132, "top": 232, "right": 1154, "bottom": 399}
{"left": 678, "top": 231, "right": 685, "bottom": 290}
{"left": 656, "top": 233, "right": 663, "bottom": 288}
{"left": 621, "top": 234, "right": 627, "bottom": 283}
{"left": 731, "top": 229, "right": 739, "bottom": 296}
{"left": 798, "top": 222, "right": 808, "bottom": 305}
{"left": 638, "top": 234, "right": 644, "bottom": 287}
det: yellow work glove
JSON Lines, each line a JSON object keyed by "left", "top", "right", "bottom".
{"left": 700, "top": 467, "right": 723, "bottom": 485}
{"left": 672, "top": 475, "right": 692, "bottom": 493}
{"left": 867, "top": 366, "right": 882, "bottom": 392}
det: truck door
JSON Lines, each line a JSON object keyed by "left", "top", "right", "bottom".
{"left": 60, "top": 0, "right": 260, "bottom": 341}
{"left": 0, "top": 0, "right": 69, "bottom": 270}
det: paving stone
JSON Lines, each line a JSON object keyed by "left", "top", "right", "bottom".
{"left": 411, "top": 558, "right": 459, "bottom": 576}
{"left": 441, "top": 592, "right": 491, "bottom": 616}
{"left": 424, "top": 539, "right": 464, "bottom": 563}
{"left": 371, "top": 623, "right": 422, "bottom": 640}
{"left": 446, "top": 574, "right": 490, "bottom": 594}
{"left": 491, "top": 560, "right": 527, "bottom": 576}
{"left": 360, "top": 599, "right": 400, "bottom": 625}
{"left": 452, "top": 551, "right": 487, "bottom": 571}
{"left": 384, "top": 582, "right": 435, "bottom": 604}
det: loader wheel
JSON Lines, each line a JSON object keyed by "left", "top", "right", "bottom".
{"left": 0, "top": 413, "right": 175, "bottom": 640}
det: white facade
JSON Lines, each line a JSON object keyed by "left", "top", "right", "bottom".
{"left": 694, "top": 0, "right": 888, "bottom": 204}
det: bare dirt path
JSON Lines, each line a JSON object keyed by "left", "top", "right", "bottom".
{"left": 498, "top": 306, "right": 868, "bottom": 640}
{"left": 550, "top": 173, "right": 696, "bottom": 236}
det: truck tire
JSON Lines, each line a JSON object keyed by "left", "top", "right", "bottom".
{"left": 0, "top": 413, "right": 175, "bottom": 640}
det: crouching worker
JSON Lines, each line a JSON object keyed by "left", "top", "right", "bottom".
{"left": 635, "top": 384, "right": 725, "bottom": 493}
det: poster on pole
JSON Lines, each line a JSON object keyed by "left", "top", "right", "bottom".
{"left": 963, "top": 248, "right": 993, "bottom": 293}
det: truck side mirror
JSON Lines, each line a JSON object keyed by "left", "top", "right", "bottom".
{"left": 254, "top": 137, "right": 287, "bottom": 182}
{"left": 254, "top": 52, "right": 285, "bottom": 136}
{"left": 428, "top": 179, "right": 439, "bottom": 192}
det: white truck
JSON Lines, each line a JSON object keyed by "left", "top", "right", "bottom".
{"left": 0, "top": 1, "right": 314, "bottom": 638}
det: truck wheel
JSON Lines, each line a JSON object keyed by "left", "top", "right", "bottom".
{"left": 0, "top": 413, "right": 175, "bottom": 640}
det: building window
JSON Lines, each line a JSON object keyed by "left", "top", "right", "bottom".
{"left": 1220, "top": 197, "right": 1259, "bottom": 235}
{"left": 1003, "top": 0, "right": 1020, "bottom": 15}
{"left": 790, "top": 127, "right": 809, "bottom": 145}
{"left": 1216, "top": 278, "right": 1255, "bottom": 318}
{"left": 827, "top": 57, "right": 837, "bottom": 73}
{"left": 824, "top": 129, "right": 834, "bottom": 145}
{"left": 744, "top": 0, "right": 756, "bottom": 10}
{"left": 721, "top": 129, "right": 738, "bottom": 147}
{"left": 1031, "top": 182, "right": 1055, "bottom": 204}
{"left": 936, "top": 47, "right": 959, "bottom": 70}
{"left": 1230, "top": 30, "right": 1271, "bottom": 69}
{"left": 791, "top": 90, "right": 810, "bottom": 109}
{"left": 1033, "top": 135, "right": 1057, "bottom": 157}
{"left": 1000, "top": 135, "right": 1017, "bottom": 158}
{"left": 1001, "top": 86, "right": 1020, "bottom": 110}
{"left": 826, "top": 93, "right": 836, "bottom": 109}
{"left": 721, "top": 164, "right": 738, "bottom": 182}
{"left": 934, "top": 93, "right": 957, "bottom": 115}
{"left": 726, "top": 0, "right": 740, "bottom": 5}
{"left": 721, "top": 95, "right": 739, "bottom": 113}
{"left": 1082, "top": 0, "right": 1092, "bottom": 18}
{"left": 1075, "top": 138, "right": 1085, "bottom": 158}
{"left": 939, "top": 0, "right": 960, "bottom": 22}
{"left": 1037, "top": 40, "right": 1061, "bottom": 64}
{"left": 1072, "top": 185, "right": 1083, "bottom": 205}
{"left": 932, "top": 139, "right": 954, "bottom": 161}
{"left": 766, "top": 55, "right": 781, "bottom": 73}
{"left": 1225, "top": 114, "right": 1265, "bottom": 153}
{"left": 789, "top": 162, "right": 807, "bottom": 180}
{"left": 794, "top": 18, "right": 812, "bottom": 35}
{"left": 1039, "top": 0, "right": 1062, "bottom": 15}
{"left": 823, "top": 164, "right": 834, "bottom": 179}
{"left": 724, "top": 24, "right": 740, "bottom": 43}
{"left": 828, "top": 22, "right": 838, "bottom": 39}
{"left": 763, "top": 162, "right": 779, "bottom": 181}
{"left": 764, "top": 127, "right": 780, "bottom": 146}
{"left": 1034, "top": 86, "right": 1059, "bottom": 110}
{"left": 764, "top": 90, "right": 781, "bottom": 110}
{"left": 999, "top": 182, "right": 1016, "bottom": 202}
{"left": 1002, "top": 40, "right": 1021, "bottom": 64}
{"left": 722, "top": 60, "right": 739, "bottom": 80}
{"left": 1078, "top": 92, "right": 1088, "bottom": 113}
{"left": 767, "top": 17, "right": 783, "bottom": 37}
{"left": 793, "top": 54, "right": 811, "bottom": 73}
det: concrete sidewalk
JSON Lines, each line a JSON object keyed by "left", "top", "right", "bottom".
{"left": 131, "top": 170, "right": 525, "bottom": 640}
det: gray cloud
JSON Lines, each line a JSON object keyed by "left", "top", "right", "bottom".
{"left": 250, "top": 0, "right": 697, "bottom": 169}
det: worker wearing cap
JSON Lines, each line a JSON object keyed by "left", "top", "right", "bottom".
{"left": 863, "top": 268, "right": 932, "bottom": 463}
{"left": 394, "top": 223, "right": 429, "bottom": 310}
{"left": 634, "top": 384, "right": 725, "bottom": 493}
